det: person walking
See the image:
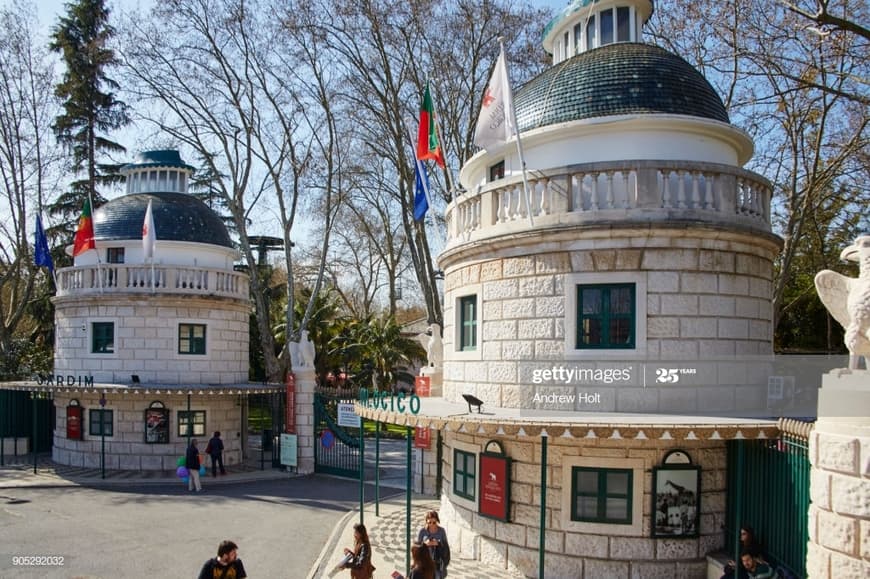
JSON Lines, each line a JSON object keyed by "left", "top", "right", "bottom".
{"left": 186, "top": 438, "right": 203, "bottom": 492}
{"left": 198, "top": 540, "right": 247, "bottom": 579}
{"left": 206, "top": 431, "right": 226, "bottom": 477}
{"left": 416, "top": 511, "right": 450, "bottom": 578}
{"left": 342, "top": 523, "right": 375, "bottom": 579}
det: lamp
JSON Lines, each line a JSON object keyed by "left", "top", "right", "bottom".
{"left": 462, "top": 393, "right": 484, "bottom": 414}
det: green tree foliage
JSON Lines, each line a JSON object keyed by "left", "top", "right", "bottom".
{"left": 49, "top": 0, "right": 129, "bottom": 229}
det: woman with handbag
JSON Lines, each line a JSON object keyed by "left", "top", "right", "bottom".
{"left": 343, "top": 523, "right": 376, "bottom": 579}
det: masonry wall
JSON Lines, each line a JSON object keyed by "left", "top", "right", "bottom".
{"left": 807, "top": 420, "right": 870, "bottom": 577}
{"left": 53, "top": 295, "right": 249, "bottom": 384}
{"left": 441, "top": 230, "right": 778, "bottom": 411}
{"left": 439, "top": 431, "right": 728, "bottom": 579}
{"left": 52, "top": 392, "right": 244, "bottom": 470}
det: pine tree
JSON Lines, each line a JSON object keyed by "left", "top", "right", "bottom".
{"left": 49, "top": 0, "right": 129, "bottom": 228}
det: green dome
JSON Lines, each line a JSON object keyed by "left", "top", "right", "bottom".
{"left": 515, "top": 43, "right": 729, "bottom": 131}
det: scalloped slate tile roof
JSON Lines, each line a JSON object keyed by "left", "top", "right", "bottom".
{"left": 93, "top": 192, "right": 233, "bottom": 248}
{"left": 515, "top": 43, "right": 729, "bottom": 131}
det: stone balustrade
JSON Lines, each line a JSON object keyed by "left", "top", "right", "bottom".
{"left": 447, "top": 160, "right": 772, "bottom": 246}
{"left": 55, "top": 264, "right": 249, "bottom": 300}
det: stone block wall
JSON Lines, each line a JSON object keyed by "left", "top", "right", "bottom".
{"left": 438, "top": 431, "right": 727, "bottom": 578}
{"left": 52, "top": 392, "right": 245, "bottom": 470}
{"left": 413, "top": 431, "right": 440, "bottom": 495}
{"left": 441, "top": 231, "right": 778, "bottom": 410}
{"left": 807, "top": 420, "right": 870, "bottom": 578}
{"left": 54, "top": 295, "right": 249, "bottom": 384}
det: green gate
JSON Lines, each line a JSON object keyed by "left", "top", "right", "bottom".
{"left": 0, "top": 390, "right": 54, "bottom": 465}
{"left": 726, "top": 419, "right": 812, "bottom": 578}
{"left": 313, "top": 393, "right": 360, "bottom": 478}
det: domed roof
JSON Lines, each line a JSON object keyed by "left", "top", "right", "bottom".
{"left": 93, "top": 192, "right": 233, "bottom": 248}
{"left": 515, "top": 43, "right": 729, "bottom": 131}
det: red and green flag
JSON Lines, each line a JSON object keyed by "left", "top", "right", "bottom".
{"left": 417, "top": 82, "right": 445, "bottom": 168}
{"left": 73, "top": 198, "right": 96, "bottom": 256}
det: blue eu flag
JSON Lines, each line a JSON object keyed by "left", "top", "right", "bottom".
{"left": 34, "top": 215, "right": 54, "bottom": 276}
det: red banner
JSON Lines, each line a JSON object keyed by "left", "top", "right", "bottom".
{"left": 414, "top": 426, "right": 431, "bottom": 449}
{"left": 66, "top": 405, "right": 83, "bottom": 440}
{"left": 415, "top": 375, "right": 431, "bottom": 397}
{"left": 479, "top": 453, "right": 511, "bottom": 521}
{"left": 285, "top": 373, "right": 296, "bottom": 434}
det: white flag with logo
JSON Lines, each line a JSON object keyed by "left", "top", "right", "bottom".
{"left": 473, "top": 45, "right": 516, "bottom": 150}
{"left": 142, "top": 199, "right": 156, "bottom": 260}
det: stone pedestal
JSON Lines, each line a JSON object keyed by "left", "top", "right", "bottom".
{"left": 294, "top": 367, "right": 316, "bottom": 474}
{"left": 419, "top": 366, "right": 443, "bottom": 397}
{"left": 807, "top": 370, "right": 870, "bottom": 578}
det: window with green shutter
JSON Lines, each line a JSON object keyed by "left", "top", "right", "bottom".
{"left": 576, "top": 284, "right": 635, "bottom": 349}
{"left": 459, "top": 295, "right": 477, "bottom": 351}
{"left": 92, "top": 322, "right": 114, "bottom": 354}
{"left": 571, "top": 467, "right": 633, "bottom": 524}
{"left": 178, "top": 324, "right": 206, "bottom": 355}
{"left": 453, "top": 449, "right": 476, "bottom": 500}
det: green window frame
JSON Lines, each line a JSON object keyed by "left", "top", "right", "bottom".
{"left": 459, "top": 295, "right": 477, "bottom": 351}
{"left": 571, "top": 467, "right": 633, "bottom": 524}
{"left": 88, "top": 409, "right": 113, "bottom": 437}
{"left": 178, "top": 324, "right": 207, "bottom": 355}
{"left": 453, "top": 449, "right": 476, "bottom": 500}
{"left": 92, "top": 322, "right": 114, "bottom": 354}
{"left": 576, "top": 283, "right": 635, "bottom": 349}
{"left": 177, "top": 410, "right": 206, "bottom": 437}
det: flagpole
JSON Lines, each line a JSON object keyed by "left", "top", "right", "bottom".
{"left": 404, "top": 118, "right": 434, "bottom": 210}
{"left": 499, "top": 38, "right": 535, "bottom": 228}
{"left": 427, "top": 81, "right": 459, "bottom": 197}
{"left": 87, "top": 189, "right": 105, "bottom": 295}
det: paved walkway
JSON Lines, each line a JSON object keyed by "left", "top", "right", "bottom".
{"left": 0, "top": 452, "right": 292, "bottom": 488}
{"left": 2, "top": 455, "right": 521, "bottom": 578}
{"left": 310, "top": 495, "right": 523, "bottom": 579}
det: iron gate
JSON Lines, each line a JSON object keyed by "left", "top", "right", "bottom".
{"left": 313, "top": 393, "right": 360, "bottom": 477}
{"left": 725, "top": 420, "right": 812, "bottom": 578}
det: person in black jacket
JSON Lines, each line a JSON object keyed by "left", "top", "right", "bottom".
{"left": 206, "top": 431, "right": 226, "bottom": 477}
{"left": 198, "top": 540, "right": 247, "bottom": 579}
{"left": 186, "top": 439, "right": 202, "bottom": 492}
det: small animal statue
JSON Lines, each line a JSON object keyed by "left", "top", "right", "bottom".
{"left": 426, "top": 323, "right": 443, "bottom": 367}
{"left": 814, "top": 235, "right": 870, "bottom": 369}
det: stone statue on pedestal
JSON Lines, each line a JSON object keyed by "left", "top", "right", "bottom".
{"left": 426, "top": 323, "right": 443, "bottom": 368}
{"left": 288, "top": 329, "right": 316, "bottom": 369}
{"left": 814, "top": 234, "right": 870, "bottom": 369}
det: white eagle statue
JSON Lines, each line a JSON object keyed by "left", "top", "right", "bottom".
{"left": 814, "top": 235, "right": 870, "bottom": 370}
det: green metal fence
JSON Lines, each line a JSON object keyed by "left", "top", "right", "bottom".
{"left": 0, "top": 390, "right": 54, "bottom": 464}
{"left": 313, "top": 393, "right": 360, "bottom": 478}
{"left": 726, "top": 419, "right": 812, "bottom": 578}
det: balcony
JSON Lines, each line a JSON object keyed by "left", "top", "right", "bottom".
{"left": 55, "top": 264, "right": 249, "bottom": 300}
{"left": 445, "top": 160, "right": 773, "bottom": 250}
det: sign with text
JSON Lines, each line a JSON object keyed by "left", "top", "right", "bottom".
{"left": 337, "top": 402, "right": 361, "bottom": 428}
{"left": 66, "top": 405, "right": 83, "bottom": 440}
{"left": 415, "top": 375, "right": 431, "bottom": 397}
{"left": 479, "top": 441, "right": 511, "bottom": 522}
{"left": 280, "top": 433, "right": 298, "bottom": 467}
{"left": 414, "top": 426, "right": 431, "bottom": 449}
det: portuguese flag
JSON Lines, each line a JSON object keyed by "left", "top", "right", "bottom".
{"left": 73, "top": 198, "right": 96, "bottom": 256}
{"left": 417, "top": 82, "right": 445, "bottom": 168}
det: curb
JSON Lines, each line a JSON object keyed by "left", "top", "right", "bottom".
{"left": 307, "top": 507, "right": 359, "bottom": 579}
